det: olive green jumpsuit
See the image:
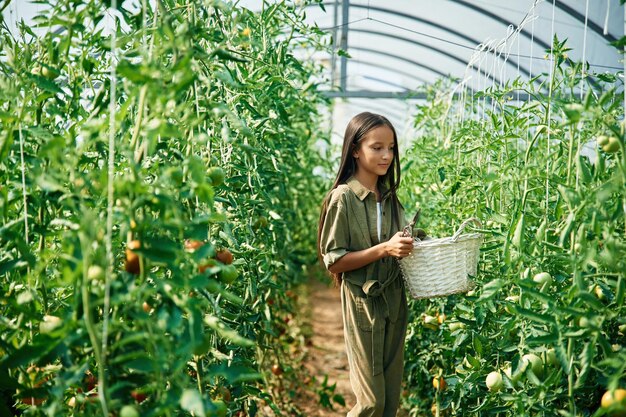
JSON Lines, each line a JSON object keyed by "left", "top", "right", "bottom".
{"left": 320, "top": 176, "right": 408, "bottom": 417}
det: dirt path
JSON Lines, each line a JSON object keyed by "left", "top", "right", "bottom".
{"left": 298, "top": 278, "right": 354, "bottom": 416}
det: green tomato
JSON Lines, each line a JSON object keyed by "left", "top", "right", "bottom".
{"left": 448, "top": 321, "right": 465, "bottom": 332}
{"left": 218, "top": 265, "right": 238, "bottom": 284}
{"left": 503, "top": 364, "right": 522, "bottom": 385}
{"left": 39, "top": 315, "right": 62, "bottom": 334}
{"left": 41, "top": 65, "right": 59, "bottom": 79}
{"left": 423, "top": 314, "right": 439, "bottom": 330}
{"left": 486, "top": 371, "right": 503, "bottom": 392}
{"left": 120, "top": 405, "right": 140, "bottom": 417}
{"left": 209, "top": 400, "right": 227, "bottom": 417}
{"left": 207, "top": 167, "right": 225, "bottom": 187}
{"left": 602, "top": 136, "right": 621, "bottom": 153}
{"left": 522, "top": 353, "right": 543, "bottom": 378}
{"left": 533, "top": 272, "right": 552, "bottom": 286}
{"left": 543, "top": 348, "right": 559, "bottom": 366}
{"left": 168, "top": 167, "right": 183, "bottom": 186}
{"left": 597, "top": 135, "right": 610, "bottom": 147}
{"left": 87, "top": 265, "right": 105, "bottom": 281}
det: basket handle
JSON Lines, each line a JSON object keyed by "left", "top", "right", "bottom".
{"left": 451, "top": 217, "right": 482, "bottom": 242}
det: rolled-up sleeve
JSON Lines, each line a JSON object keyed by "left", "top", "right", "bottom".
{"left": 320, "top": 198, "right": 350, "bottom": 269}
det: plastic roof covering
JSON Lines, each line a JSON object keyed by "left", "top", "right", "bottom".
{"left": 4, "top": 1, "right": 624, "bottom": 145}
{"left": 295, "top": 0, "right": 625, "bottom": 145}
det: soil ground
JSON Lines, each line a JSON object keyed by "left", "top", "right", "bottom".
{"left": 296, "top": 277, "right": 414, "bottom": 417}
{"left": 297, "top": 277, "right": 355, "bottom": 416}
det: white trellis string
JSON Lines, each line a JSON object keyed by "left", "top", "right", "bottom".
{"left": 545, "top": 0, "right": 557, "bottom": 218}
{"left": 499, "top": 25, "right": 516, "bottom": 89}
{"left": 13, "top": 0, "right": 29, "bottom": 250}
{"left": 516, "top": 35, "right": 522, "bottom": 154}
{"left": 580, "top": 0, "right": 589, "bottom": 101}
{"left": 462, "top": 2, "right": 539, "bottom": 96}
{"left": 456, "top": 1, "right": 541, "bottom": 174}
{"left": 516, "top": 31, "right": 521, "bottom": 102}
{"left": 455, "top": 75, "right": 472, "bottom": 125}
{"left": 576, "top": 0, "right": 590, "bottom": 189}
{"left": 18, "top": 125, "right": 29, "bottom": 246}
{"left": 101, "top": 1, "right": 118, "bottom": 414}
{"left": 490, "top": 48, "right": 498, "bottom": 116}
{"left": 527, "top": 3, "right": 537, "bottom": 144}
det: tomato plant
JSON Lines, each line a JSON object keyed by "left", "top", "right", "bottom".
{"left": 400, "top": 36, "right": 625, "bottom": 416}
{"left": 0, "top": 0, "right": 330, "bottom": 415}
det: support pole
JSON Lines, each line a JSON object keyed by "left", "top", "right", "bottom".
{"left": 330, "top": 0, "right": 340, "bottom": 89}
{"left": 340, "top": 0, "right": 349, "bottom": 92}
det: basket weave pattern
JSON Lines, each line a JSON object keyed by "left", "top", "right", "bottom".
{"left": 399, "top": 218, "right": 483, "bottom": 299}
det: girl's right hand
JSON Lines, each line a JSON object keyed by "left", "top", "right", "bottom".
{"left": 385, "top": 232, "right": 414, "bottom": 258}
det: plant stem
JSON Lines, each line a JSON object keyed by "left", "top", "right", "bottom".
{"left": 79, "top": 236, "right": 109, "bottom": 416}
{"left": 567, "top": 337, "right": 574, "bottom": 415}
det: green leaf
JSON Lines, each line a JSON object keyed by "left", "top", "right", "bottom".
{"left": 526, "top": 332, "right": 558, "bottom": 345}
{"left": 575, "top": 342, "right": 594, "bottom": 388}
{"left": 473, "top": 335, "right": 483, "bottom": 356}
{"left": 576, "top": 152, "right": 592, "bottom": 184}
{"left": 139, "top": 238, "right": 178, "bottom": 264}
{"left": 0, "top": 111, "right": 16, "bottom": 122}
{"left": 117, "top": 60, "right": 152, "bottom": 83}
{"left": 515, "top": 307, "right": 556, "bottom": 324}
{"left": 205, "top": 362, "right": 262, "bottom": 384}
{"left": 333, "top": 394, "right": 346, "bottom": 406}
{"left": 30, "top": 74, "right": 64, "bottom": 94}
{"left": 562, "top": 103, "right": 583, "bottom": 123}
{"left": 36, "top": 175, "right": 65, "bottom": 193}
{"left": 204, "top": 315, "right": 254, "bottom": 347}
{"left": 337, "top": 49, "right": 351, "bottom": 58}
{"left": 0, "top": 258, "right": 24, "bottom": 275}
{"left": 0, "top": 336, "right": 62, "bottom": 370}
{"left": 212, "top": 48, "right": 248, "bottom": 63}
{"left": 616, "top": 275, "right": 624, "bottom": 306}
{"left": 125, "top": 357, "right": 155, "bottom": 373}
{"left": 477, "top": 279, "right": 504, "bottom": 301}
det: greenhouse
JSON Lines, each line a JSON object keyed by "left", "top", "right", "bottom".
{"left": 0, "top": 1, "right": 625, "bottom": 416}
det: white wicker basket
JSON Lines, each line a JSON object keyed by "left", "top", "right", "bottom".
{"left": 399, "top": 218, "right": 483, "bottom": 299}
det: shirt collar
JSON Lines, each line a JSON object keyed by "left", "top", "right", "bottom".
{"left": 346, "top": 176, "right": 390, "bottom": 202}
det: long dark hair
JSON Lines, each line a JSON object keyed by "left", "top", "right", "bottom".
{"left": 317, "top": 112, "right": 402, "bottom": 286}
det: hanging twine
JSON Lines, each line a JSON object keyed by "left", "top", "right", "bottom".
{"left": 576, "top": 0, "right": 590, "bottom": 189}
{"left": 99, "top": 2, "right": 118, "bottom": 416}
{"left": 545, "top": 0, "right": 557, "bottom": 221}
{"left": 18, "top": 125, "right": 29, "bottom": 246}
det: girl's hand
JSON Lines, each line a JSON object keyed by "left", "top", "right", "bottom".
{"left": 385, "top": 232, "right": 414, "bottom": 258}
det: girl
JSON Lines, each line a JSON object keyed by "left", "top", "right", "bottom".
{"left": 317, "top": 112, "right": 414, "bottom": 417}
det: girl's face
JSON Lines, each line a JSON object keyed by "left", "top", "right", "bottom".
{"left": 353, "top": 125, "right": 395, "bottom": 178}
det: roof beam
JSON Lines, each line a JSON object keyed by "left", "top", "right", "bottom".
{"left": 350, "top": 45, "right": 506, "bottom": 86}
{"left": 554, "top": 0, "right": 618, "bottom": 43}
{"left": 315, "top": 2, "right": 530, "bottom": 79}
{"left": 321, "top": 90, "right": 531, "bottom": 101}
{"left": 322, "top": 90, "right": 427, "bottom": 99}
{"left": 345, "top": 59, "right": 430, "bottom": 84}
{"left": 339, "top": 27, "right": 533, "bottom": 80}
